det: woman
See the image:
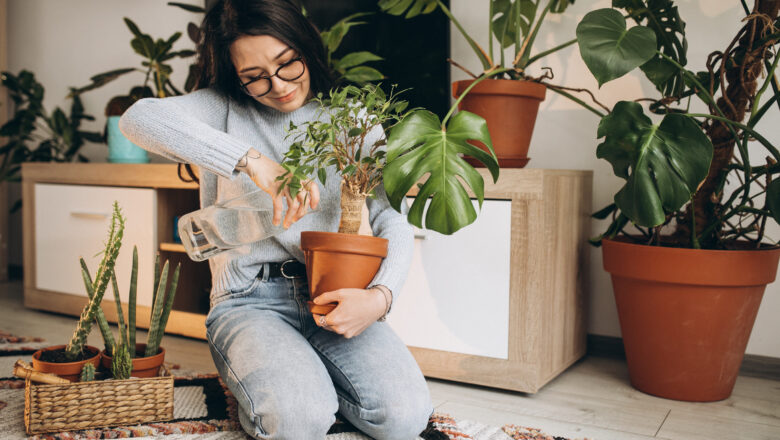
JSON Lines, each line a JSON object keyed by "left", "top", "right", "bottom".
{"left": 119, "top": 1, "right": 432, "bottom": 438}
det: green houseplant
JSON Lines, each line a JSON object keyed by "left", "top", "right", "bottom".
{"left": 279, "top": 81, "right": 500, "bottom": 313}
{"left": 572, "top": 0, "right": 780, "bottom": 401}
{"left": 379, "top": 0, "right": 576, "bottom": 167}
{"left": 93, "top": 249, "right": 181, "bottom": 379}
{"left": 31, "top": 202, "right": 124, "bottom": 382}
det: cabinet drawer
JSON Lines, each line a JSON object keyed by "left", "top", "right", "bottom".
{"left": 388, "top": 198, "right": 511, "bottom": 359}
{"left": 35, "top": 184, "right": 157, "bottom": 306}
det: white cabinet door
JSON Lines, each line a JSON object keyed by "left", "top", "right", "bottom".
{"left": 35, "top": 184, "right": 157, "bottom": 306}
{"left": 388, "top": 198, "right": 512, "bottom": 359}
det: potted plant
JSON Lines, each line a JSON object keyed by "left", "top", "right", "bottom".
{"left": 379, "top": 0, "right": 576, "bottom": 167}
{"left": 94, "top": 248, "right": 181, "bottom": 379}
{"left": 573, "top": 1, "right": 780, "bottom": 401}
{"left": 280, "top": 81, "right": 500, "bottom": 313}
{"left": 31, "top": 202, "right": 124, "bottom": 382}
{"left": 104, "top": 86, "right": 155, "bottom": 163}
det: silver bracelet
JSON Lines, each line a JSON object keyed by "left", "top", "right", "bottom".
{"left": 236, "top": 151, "right": 263, "bottom": 171}
{"left": 370, "top": 285, "right": 392, "bottom": 322}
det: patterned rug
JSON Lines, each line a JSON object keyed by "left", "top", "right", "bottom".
{"left": 0, "top": 330, "right": 576, "bottom": 440}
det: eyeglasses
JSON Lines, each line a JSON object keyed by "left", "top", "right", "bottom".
{"left": 239, "top": 57, "right": 306, "bottom": 98}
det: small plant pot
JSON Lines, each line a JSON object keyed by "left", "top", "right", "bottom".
{"left": 301, "top": 231, "right": 388, "bottom": 315}
{"left": 452, "top": 79, "right": 546, "bottom": 168}
{"left": 31, "top": 345, "right": 101, "bottom": 382}
{"left": 101, "top": 343, "right": 166, "bottom": 378}
{"left": 107, "top": 115, "right": 149, "bottom": 163}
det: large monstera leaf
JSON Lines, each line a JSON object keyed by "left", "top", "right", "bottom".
{"left": 576, "top": 8, "right": 657, "bottom": 86}
{"left": 613, "top": 0, "right": 688, "bottom": 97}
{"left": 383, "top": 110, "right": 500, "bottom": 235}
{"left": 597, "top": 101, "right": 712, "bottom": 227}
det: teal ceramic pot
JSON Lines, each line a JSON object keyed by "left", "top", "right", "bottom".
{"left": 106, "top": 115, "right": 149, "bottom": 163}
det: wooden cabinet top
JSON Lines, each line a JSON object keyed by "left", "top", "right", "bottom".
{"left": 21, "top": 162, "right": 592, "bottom": 198}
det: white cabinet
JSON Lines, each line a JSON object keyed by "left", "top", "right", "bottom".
{"left": 34, "top": 183, "right": 157, "bottom": 306}
{"left": 389, "top": 199, "right": 512, "bottom": 359}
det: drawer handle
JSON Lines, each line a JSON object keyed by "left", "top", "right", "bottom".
{"left": 71, "top": 211, "right": 110, "bottom": 220}
{"left": 414, "top": 232, "right": 428, "bottom": 240}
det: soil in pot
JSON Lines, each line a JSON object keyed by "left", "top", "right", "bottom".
{"left": 301, "top": 231, "right": 388, "bottom": 315}
{"left": 452, "top": 79, "right": 546, "bottom": 168}
{"left": 101, "top": 343, "right": 166, "bottom": 378}
{"left": 32, "top": 345, "right": 101, "bottom": 382}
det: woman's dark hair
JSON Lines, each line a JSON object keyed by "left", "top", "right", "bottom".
{"left": 195, "top": 0, "right": 333, "bottom": 105}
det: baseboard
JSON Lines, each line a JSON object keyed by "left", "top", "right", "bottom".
{"left": 587, "top": 334, "right": 780, "bottom": 382}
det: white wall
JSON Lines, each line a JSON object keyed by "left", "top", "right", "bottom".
{"left": 5, "top": 1, "right": 779, "bottom": 357}
{"left": 450, "top": 0, "right": 780, "bottom": 357}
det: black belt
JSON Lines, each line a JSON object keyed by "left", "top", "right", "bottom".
{"left": 260, "top": 259, "right": 307, "bottom": 279}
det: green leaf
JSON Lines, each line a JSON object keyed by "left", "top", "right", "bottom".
{"left": 71, "top": 68, "right": 135, "bottom": 95}
{"left": 576, "top": 8, "right": 657, "bottom": 86}
{"left": 167, "top": 2, "right": 205, "bottom": 13}
{"left": 380, "top": 0, "right": 438, "bottom": 17}
{"left": 767, "top": 179, "right": 780, "bottom": 226}
{"left": 384, "top": 109, "right": 499, "bottom": 235}
{"left": 334, "top": 51, "right": 383, "bottom": 70}
{"left": 592, "top": 203, "right": 617, "bottom": 220}
{"left": 614, "top": 0, "right": 688, "bottom": 97}
{"left": 124, "top": 18, "right": 144, "bottom": 39}
{"left": 596, "top": 101, "right": 713, "bottom": 227}
{"left": 343, "top": 66, "right": 384, "bottom": 84}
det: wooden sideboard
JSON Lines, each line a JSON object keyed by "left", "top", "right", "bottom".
{"left": 23, "top": 162, "right": 592, "bottom": 393}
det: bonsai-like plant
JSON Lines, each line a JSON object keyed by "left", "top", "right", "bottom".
{"left": 378, "top": 0, "right": 575, "bottom": 82}
{"left": 573, "top": 1, "right": 780, "bottom": 249}
{"left": 280, "top": 81, "right": 500, "bottom": 235}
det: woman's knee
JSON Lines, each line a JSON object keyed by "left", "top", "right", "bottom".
{"left": 239, "top": 398, "right": 337, "bottom": 440}
{"left": 359, "top": 388, "right": 433, "bottom": 440}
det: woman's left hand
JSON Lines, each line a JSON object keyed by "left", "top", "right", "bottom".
{"left": 312, "top": 288, "right": 386, "bottom": 338}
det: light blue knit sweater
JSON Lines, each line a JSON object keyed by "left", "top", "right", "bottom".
{"left": 119, "top": 88, "right": 413, "bottom": 302}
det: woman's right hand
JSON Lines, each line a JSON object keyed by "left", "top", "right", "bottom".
{"left": 236, "top": 148, "right": 320, "bottom": 228}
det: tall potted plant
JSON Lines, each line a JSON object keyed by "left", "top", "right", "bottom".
{"left": 31, "top": 202, "right": 124, "bottom": 382}
{"left": 379, "top": 0, "right": 576, "bottom": 167}
{"left": 572, "top": 0, "right": 780, "bottom": 401}
{"left": 280, "top": 81, "right": 500, "bottom": 313}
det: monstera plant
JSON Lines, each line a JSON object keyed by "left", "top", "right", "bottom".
{"left": 380, "top": 0, "right": 576, "bottom": 167}
{"left": 569, "top": 0, "right": 780, "bottom": 403}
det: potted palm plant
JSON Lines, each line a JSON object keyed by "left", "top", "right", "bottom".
{"left": 379, "top": 0, "right": 576, "bottom": 167}
{"left": 280, "top": 80, "right": 500, "bottom": 313}
{"left": 573, "top": 0, "right": 780, "bottom": 401}
{"left": 31, "top": 202, "right": 124, "bottom": 382}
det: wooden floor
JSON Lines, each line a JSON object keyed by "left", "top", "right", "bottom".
{"left": 2, "top": 280, "right": 779, "bottom": 440}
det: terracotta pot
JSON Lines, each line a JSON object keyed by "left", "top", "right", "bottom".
{"left": 301, "top": 231, "right": 388, "bottom": 314}
{"left": 101, "top": 343, "right": 166, "bottom": 378}
{"left": 602, "top": 238, "right": 780, "bottom": 402}
{"left": 32, "top": 345, "right": 101, "bottom": 382}
{"left": 452, "top": 79, "right": 546, "bottom": 168}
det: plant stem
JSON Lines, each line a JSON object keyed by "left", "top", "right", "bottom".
{"left": 690, "top": 201, "right": 700, "bottom": 249}
{"left": 437, "top": 0, "right": 492, "bottom": 70}
{"left": 441, "top": 67, "right": 513, "bottom": 128}
{"left": 525, "top": 38, "right": 578, "bottom": 67}
{"left": 546, "top": 86, "right": 606, "bottom": 118}
{"left": 513, "top": 1, "right": 553, "bottom": 68}
{"left": 684, "top": 113, "right": 780, "bottom": 161}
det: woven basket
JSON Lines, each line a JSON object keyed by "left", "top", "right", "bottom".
{"left": 24, "top": 365, "right": 173, "bottom": 434}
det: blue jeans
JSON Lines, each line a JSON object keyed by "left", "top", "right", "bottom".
{"left": 205, "top": 263, "right": 433, "bottom": 440}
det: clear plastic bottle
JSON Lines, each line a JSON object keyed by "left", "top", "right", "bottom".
{"left": 178, "top": 189, "right": 286, "bottom": 261}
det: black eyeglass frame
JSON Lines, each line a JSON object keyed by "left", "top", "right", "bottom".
{"left": 238, "top": 56, "right": 306, "bottom": 98}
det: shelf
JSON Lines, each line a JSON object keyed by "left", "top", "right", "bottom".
{"left": 159, "top": 242, "right": 186, "bottom": 253}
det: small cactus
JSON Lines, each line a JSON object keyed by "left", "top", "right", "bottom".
{"left": 145, "top": 259, "right": 181, "bottom": 357}
{"left": 65, "top": 202, "right": 124, "bottom": 361}
{"left": 111, "top": 340, "right": 132, "bottom": 380}
{"left": 82, "top": 258, "right": 115, "bottom": 356}
{"left": 80, "top": 363, "right": 96, "bottom": 382}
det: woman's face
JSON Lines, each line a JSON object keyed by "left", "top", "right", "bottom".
{"left": 230, "top": 34, "right": 312, "bottom": 112}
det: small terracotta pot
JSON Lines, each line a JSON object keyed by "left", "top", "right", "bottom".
{"left": 32, "top": 345, "right": 101, "bottom": 382}
{"left": 100, "top": 343, "right": 166, "bottom": 378}
{"left": 602, "top": 238, "right": 780, "bottom": 401}
{"left": 452, "top": 79, "right": 546, "bottom": 168}
{"left": 301, "top": 231, "right": 388, "bottom": 314}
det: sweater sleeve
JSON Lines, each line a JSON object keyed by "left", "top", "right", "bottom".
{"left": 118, "top": 88, "right": 253, "bottom": 178}
{"left": 363, "top": 123, "right": 415, "bottom": 297}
